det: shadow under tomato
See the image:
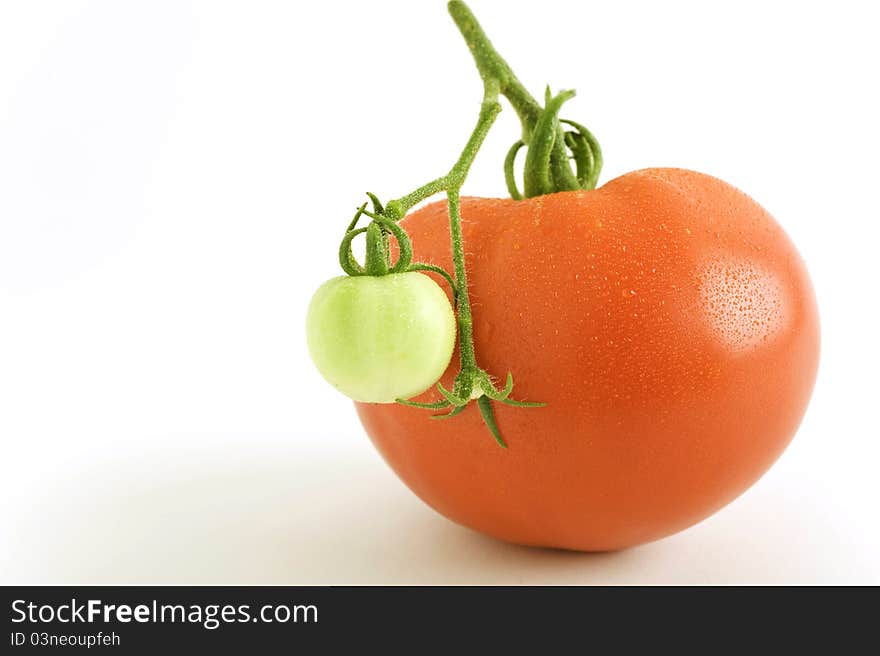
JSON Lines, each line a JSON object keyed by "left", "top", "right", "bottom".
{"left": 5, "top": 431, "right": 864, "bottom": 584}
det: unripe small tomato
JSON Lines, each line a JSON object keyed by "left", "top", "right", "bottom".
{"left": 306, "top": 272, "right": 456, "bottom": 403}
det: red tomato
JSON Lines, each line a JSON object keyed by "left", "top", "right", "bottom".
{"left": 356, "top": 167, "right": 820, "bottom": 551}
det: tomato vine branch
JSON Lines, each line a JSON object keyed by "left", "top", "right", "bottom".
{"left": 337, "top": 1, "right": 603, "bottom": 446}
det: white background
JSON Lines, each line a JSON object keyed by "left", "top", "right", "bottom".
{"left": 1, "top": 0, "right": 877, "bottom": 584}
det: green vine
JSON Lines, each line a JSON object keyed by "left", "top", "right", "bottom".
{"left": 336, "top": 1, "right": 603, "bottom": 447}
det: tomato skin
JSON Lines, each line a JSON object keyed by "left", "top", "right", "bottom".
{"left": 356, "top": 168, "right": 820, "bottom": 551}
{"left": 307, "top": 272, "right": 456, "bottom": 403}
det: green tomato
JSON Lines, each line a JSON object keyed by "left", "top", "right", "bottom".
{"left": 306, "top": 272, "right": 456, "bottom": 403}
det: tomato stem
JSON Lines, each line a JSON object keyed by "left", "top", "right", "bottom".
{"left": 446, "top": 1, "right": 600, "bottom": 198}
{"left": 339, "top": 1, "right": 597, "bottom": 445}
{"left": 363, "top": 222, "right": 389, "bottom": 276}
{"left": 445, "top": 190, "right": 476, "bottom": 365}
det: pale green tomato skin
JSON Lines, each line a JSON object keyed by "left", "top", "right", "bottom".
{"left": 306, "top": 272, "right": 456, "bottom": 403}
